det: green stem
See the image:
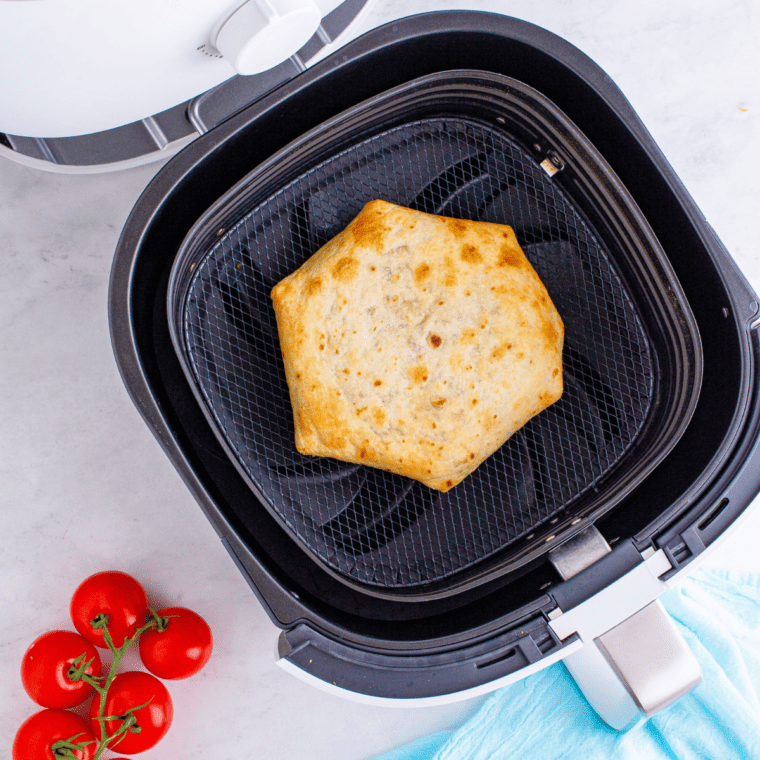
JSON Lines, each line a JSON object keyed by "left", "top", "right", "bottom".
{"left": 84, "top": 615, "right": 161, "bottom": 760}
{"left": 78, "top": 672, "right": 101, "bottom": 690}
{"left": 93, "top": 709, "right": 143, "bottom": 756}
{"left": 67, "top": 654, "right": 103, "bottom": 687}
{"left": 55, "top": 612, "right": 166, "bottom": 760}
{"left": 50, "top": 732, "right": 97, "bottom": 758}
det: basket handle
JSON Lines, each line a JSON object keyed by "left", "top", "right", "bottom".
{"left": 550, "top": 527, "right": 702, "bottom": 730}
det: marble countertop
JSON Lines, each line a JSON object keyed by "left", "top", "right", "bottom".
{"left": 2, "top": 1, "right": 759, "bottom": 758}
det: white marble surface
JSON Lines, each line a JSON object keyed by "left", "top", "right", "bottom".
{"left": 1, "top": 1, "right": 759, "bottom": 758}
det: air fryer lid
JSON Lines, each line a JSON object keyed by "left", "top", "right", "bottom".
{"left": 167, "top": 71, "right": 701, "bottom": 599}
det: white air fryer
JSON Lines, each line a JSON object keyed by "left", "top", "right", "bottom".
{"left": 6, "top": 4, "right": 760, "bottom": 734}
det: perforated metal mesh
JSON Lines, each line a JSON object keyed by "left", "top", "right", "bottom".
{"left": 181, "top": 118, "right": 653, "bottom": 587}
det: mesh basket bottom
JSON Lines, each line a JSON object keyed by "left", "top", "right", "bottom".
{"left": 182, "top": 117, "right": 653, "bottom": 587}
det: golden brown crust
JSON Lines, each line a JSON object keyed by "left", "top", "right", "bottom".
{"left": 271, "top": 200, "right": 564, "bottom": 492}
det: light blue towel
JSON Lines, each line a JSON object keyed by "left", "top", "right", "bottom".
{"left": 374, "top": 570, "right": 760, "bottom": 760}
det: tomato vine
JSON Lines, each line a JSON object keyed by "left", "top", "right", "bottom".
{"left": 14, "top": 572, "right": 212, "bottom": 760}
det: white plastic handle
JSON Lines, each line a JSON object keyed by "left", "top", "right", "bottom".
{"left": 215, "top": 0, "right": 321, "bottom": 75}
{"left": 550, "top": 528, "right": 702, "bottom": 729}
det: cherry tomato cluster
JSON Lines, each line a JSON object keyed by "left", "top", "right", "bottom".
{"left": 14, "top": 571, "right": 213, "bottom": 759}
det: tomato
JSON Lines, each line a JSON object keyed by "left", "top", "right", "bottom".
{"left": 70, "top": 571, "right": 149, "bottom": 648}
{"left": 139, "top": 607, "right": 213, "bottom": 679}
{"left": 89, "top": 670, "right": 173, "bottom": 754}
{"left": 21, "top": 630, "right": 102, "bottom": 709}
{"left": 13, "top": 709, "right": 97, "bottom": 760}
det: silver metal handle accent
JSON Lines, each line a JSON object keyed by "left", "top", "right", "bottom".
{"left": 596, "top": 599, "right": 702, "bottom": 717}
{"left": 549, "top": 524, "right": 611, "bottom": 581}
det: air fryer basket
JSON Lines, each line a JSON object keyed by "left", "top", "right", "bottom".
{"left": 167, "top": 72, "right": 701, "bottom": 598}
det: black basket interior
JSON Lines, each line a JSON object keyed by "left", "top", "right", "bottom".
{"left": 176, "top": 113, "right": 656, "bottom": 588}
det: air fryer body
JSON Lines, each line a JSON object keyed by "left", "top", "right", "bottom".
{"left": 109, "top": 11, "right": 760, "bottom": 711}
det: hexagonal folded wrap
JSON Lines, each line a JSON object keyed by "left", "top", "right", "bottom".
{"left": 271, "top": 200, "right": 563, "bottom": 492}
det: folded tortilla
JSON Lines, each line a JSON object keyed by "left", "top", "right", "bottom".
{"left": 271, "top": 200, "right": 563, "bottom": 491}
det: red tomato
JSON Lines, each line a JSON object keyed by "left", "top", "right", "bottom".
{"left": 89, "top": 670, "right": 173, "bottom": 754}
{"left": 139, "top": 607, "right": 213, "bottom": 679}
{"left": 70, "top": 571, "right": 149, "bottom": 648}
{"left": 21, "top": 630, "right": 102, "bottom": 709}
{"left": 13, "top": 709, "right": 97, "bottom": 760}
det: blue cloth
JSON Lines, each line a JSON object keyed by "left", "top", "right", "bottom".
{"left": 374, "top": 570, "right": 760, "bottom": 760}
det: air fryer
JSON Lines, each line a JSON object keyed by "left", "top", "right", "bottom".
{"left": 108, "top": 12, "right": 760, "bottom": 729}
